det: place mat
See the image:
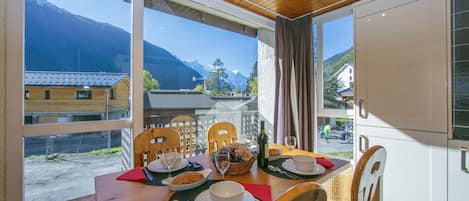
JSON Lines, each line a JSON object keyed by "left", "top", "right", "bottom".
{"left": 144, "top": 162, "right": 204, "bottom": 186}
{"left": 169, "top": 180, "right": 222, "bottom": 201}
{"left": 261, "top": 157, "right": 346, "bottom": 180}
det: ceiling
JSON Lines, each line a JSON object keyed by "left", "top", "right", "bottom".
{"left": 224, "top": 0, "right": 358, "bottom": 20}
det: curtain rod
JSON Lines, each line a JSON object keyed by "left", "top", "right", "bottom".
{"left": 242, "top": 0, "right": 352, "bottom": 21}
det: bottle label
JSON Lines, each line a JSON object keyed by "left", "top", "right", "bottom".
{"left": 265, "top": 143, "right": 269, "bottom": 158}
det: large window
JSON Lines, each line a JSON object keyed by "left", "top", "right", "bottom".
{"left": 142, "top": 3, "right": 260, "bottom": 153}
{"left": 20, "top": 0, "right": 135, "bottom": 200}
{"left": 314, "top": 8, "right": 354, "bottom": 158}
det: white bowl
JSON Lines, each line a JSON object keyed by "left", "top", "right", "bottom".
{"left": 293, "top": 155, "right": 316, "bottom": 172}
{"left": 209, "top": 181, "right": 244, "bottom": 201}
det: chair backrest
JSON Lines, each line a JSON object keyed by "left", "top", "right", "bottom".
{"left": 276, "top": 182, "right": 327, "bottom": 201}
{"left": 133, "top": 128, "right": 181, "bottom": 167}
{"left": 351, "top": 145, "right": 387, "bottom": 201}
{"left": 170, "top": 115, "right": 195, "bottom": 157}
{"left": 206, "top": 122, "right": 237, "bottom": 154}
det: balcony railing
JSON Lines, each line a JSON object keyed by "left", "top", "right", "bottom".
{"left": 144, "top": 111, "right": 260, "bottom": 155}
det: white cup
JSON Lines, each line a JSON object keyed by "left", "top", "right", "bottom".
{"left": 209, "top": 181, "right": 244, "bottom": 201}
{"left": 293, "top": 155, "right": 316, "bottom": 172}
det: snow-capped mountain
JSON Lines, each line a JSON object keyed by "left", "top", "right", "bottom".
{"left": 184, "top": 60, "right": 249, "bottom": 91}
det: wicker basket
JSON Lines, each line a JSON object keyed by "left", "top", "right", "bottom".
{"left": 225, "top": 157, "right": 255, "bottom": 175}
{"left": 211, "top": 154, "right": 255, "bottom": 176}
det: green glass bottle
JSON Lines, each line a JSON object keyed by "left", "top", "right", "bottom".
{"left": 257, "top": 120, "right": 269, "bottom": 168}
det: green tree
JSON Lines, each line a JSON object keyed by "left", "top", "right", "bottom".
{"left": 233, "top": 86, "right": 241, "bottom": 94}
{"left": 324, "top": 76, "right": 344, "bottom": 108}
{"left": 206, "top": 58, "right": 231, "bottom": 96}
{"left": 143, "top": 70, "right": 160, "bottom": 92}
{"left": 246, "top": 62, "right": 258, "bottom": 96}
{"left": 194, "top": 84, "right": 206, "bottom": 94}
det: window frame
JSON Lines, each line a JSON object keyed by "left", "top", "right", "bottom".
{"left": 313, "top": 7, "right": 354, "bottom": 119}
{"left": 44, "top": 90, "right": 50, "bottom": 100}
{"left": 76, "top": 90, "right": 92, "bottom": 100}
{"left": 5, "top": 1, "right": 144, "bottom": 200}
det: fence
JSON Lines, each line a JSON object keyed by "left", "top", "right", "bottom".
{"left": 144, "top": 111, "right": 260, "bottom": 155}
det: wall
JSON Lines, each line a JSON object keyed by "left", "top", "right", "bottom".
{"left": 257, "top": 28, "right": 276, "bottom": 136}
{"left": 25, "top": 78, "right": 130, "bottom": 113}
{"left": 0, "top": 0, "right": 6, "bottom": 198}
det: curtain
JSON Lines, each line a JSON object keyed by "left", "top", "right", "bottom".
{"left": 274, "top": 15, "right": 314, "bottom": 151}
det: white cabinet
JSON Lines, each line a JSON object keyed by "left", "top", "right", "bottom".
{"left": 354, "top": 0, "right": 447, "bottom": 133}
{"left": 356, "top": 126, "right": 447, "bottom": 201}
{"left": 448, "top": 140, "right": 469, "bottom": 201}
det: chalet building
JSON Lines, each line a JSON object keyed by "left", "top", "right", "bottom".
{"left": 24, "top": 71, "right": 130, "bottom": 124}
{"left": 143, "top": 90, "right": 216, "bottom": 126}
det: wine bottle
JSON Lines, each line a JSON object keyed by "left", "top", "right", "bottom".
{"left": 257, "top": 120, "right": 269, "bottom": 168}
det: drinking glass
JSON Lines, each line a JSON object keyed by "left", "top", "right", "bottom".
{"left": 214, "top": 151, "right": 231, "bottom": 180}
{"left": 161, "top": 149, "right": 179, "bottom": 181}
{"left": 284, "top": 136, "right": 297, "bottom": 158}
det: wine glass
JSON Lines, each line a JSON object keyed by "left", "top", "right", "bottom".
{"left": 214, "top": 151, "right": 231, "bottom": 180}
{"left": 161, "top": 149, "right": 179, "bottom": 181}
{"left": 284, "top": 136, "right": 297, "bottom": 159}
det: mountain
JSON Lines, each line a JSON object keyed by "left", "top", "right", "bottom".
{"left": 323, "top": 47, "right": 354, "bottom": 77}
{"left": 25, "top": 0, "right": 202, "bottom": 90}
{"left": 183, "top": 60, "right": 248, "bottom": 91}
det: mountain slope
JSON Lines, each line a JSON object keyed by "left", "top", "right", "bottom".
{"left": 184, "top": 60, "right": 248, "bottom": 91}
{"left": 25, "top": 0, "right": 202, "bottom": 89}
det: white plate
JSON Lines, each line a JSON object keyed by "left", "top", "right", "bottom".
{"left": 281, "top": 159, "right": 326, "bottom": 176}
{"left": 147, "top": 158, "right": 189, "bottom": 173}
{"left": 268, "top": 149, "right": 284, "bottom": 161}
{"left": 167, "top": 169, "right": 212, "bottom": 191}
{"left": 195, "top": 189, "right": 256, "bottom": 201}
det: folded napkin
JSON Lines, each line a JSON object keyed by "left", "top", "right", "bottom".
{"left": 116, "top": 166, "right": 147, "bottom": 182}
{"left": 241, "top": 183, "right": 272, "bottom": 201}
{"left": 316, "top": 157, "right": 335, "bottom": 169}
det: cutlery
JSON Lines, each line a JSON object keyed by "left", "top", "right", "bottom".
{"left": 188, "top": 160, "right": 202, "bottom": 170}
{"left": 143, "top": 167, "right": 153, "bottom": 181}
{"left": 268, "top": 165, "right": 302, "bottom": 180}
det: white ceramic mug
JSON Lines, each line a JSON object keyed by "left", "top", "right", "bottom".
{"left": 209, "top": 181, "right": 244, "bottom": 201}
{"left": 293, "top": 155, "right": 316, "bottom": 172}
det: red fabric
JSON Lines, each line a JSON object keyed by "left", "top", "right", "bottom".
{"left": 116, "top": 166, "right": 147, "bottom": 182}
{"left": 316, "top": 157, "right": 335, "bottom": 169}
{"left": 241, "top": 183, "right": 272, "bottom": 201}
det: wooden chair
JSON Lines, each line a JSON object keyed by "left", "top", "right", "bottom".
{"left": 206, "top": 122, "right": 237, "bottom": 154}
{"left": 351, "top": 145, "right": 387, "bottom": 201}
{"left": 133, "top": 128, "right": 181, "bottom": 167}
{"left": 276, "top": 182, "right": 327, "bottom": 201}
{"left": 170, "top": 115, "right": 195, "bottom": 157}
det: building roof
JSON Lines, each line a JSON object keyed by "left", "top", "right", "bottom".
{"left": 338, "top": 87, "right": 353, "bottom": 97}
{"left": 144, "top": 90, "right": 216, "bottom": 110}
{"left": 329, "top": 63, "right": 353, "bottom": 79}
{"left": 24, "top": 71, "right": 128, "bottom": 87}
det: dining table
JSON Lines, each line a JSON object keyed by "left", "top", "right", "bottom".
{"left": 94, "top": 144, "right": 351, "bottom": 201}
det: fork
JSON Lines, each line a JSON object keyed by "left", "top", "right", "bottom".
{"left": 268, "top": 165, "right": 302, "bottom": 180}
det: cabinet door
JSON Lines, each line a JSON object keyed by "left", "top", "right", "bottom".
{"left": 448, "top": 140, "right": 469, "bottom": 201}
{"left": 354, "top": 0, "right": 447, "bottom": 133}
{"left": 355, "top": 126, "right": 447, "bottom": 201}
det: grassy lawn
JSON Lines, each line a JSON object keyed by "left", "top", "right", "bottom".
{"left": 89, "top": 147, "right": 122, "bottom": 155}
{"left": 326, "top": 151, "right": 353, "bottom": 159}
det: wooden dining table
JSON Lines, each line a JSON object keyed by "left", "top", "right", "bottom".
{"left": 94, "top": 144, "right": 351, "bottom": 201}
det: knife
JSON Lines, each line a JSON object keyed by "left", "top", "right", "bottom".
{"left": 143, "top": 167, "right": 153, "bottom": 181}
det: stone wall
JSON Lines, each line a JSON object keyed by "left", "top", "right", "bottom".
{"left": 257, "top": 28, "right": 276, "bottom": 137}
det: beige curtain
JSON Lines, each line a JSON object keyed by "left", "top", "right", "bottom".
{"left": 274, "top": 15, "right": 314, "bottom": 151}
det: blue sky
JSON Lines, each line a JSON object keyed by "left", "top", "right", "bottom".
{"left": 48, "top": 0, "right": 258, "bottom": 76}
{"left": 47, "top": 0, "right": 353, "bottom": 75}
{"left": 323, "top": 15, "right": 354, "bottom": 59}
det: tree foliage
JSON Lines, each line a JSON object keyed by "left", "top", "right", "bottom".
{"left": 206, "top": 58, "right": 231, "bottom": 96}
{"left": 246, "top": 62, "right": 258, "bottom": 96}
{"left": 143, "top": 70, "right": 160, "bottom": 92}
{"left": 194, "top": 84, "right": 206, "bottom": 94}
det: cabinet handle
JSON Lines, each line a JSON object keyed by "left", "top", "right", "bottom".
{"left": 462, "top": 147, "right": 469, "bottom": 173}
{"left": 359, "top": 99, "right": 368, "bottom": 119}
{"left": 359, "top": 135, "right": 369, "bottom": 153}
